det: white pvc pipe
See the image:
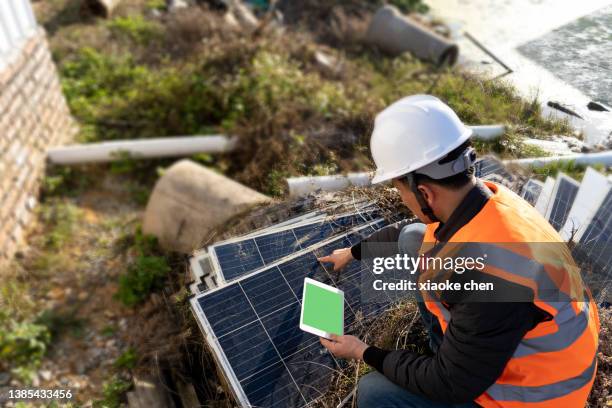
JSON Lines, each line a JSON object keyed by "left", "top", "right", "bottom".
{"left": 287, "top": 172, "right": 372, "bottom": 197}
{"left": 287, "top": 151, "right": 612, "bottom": 197}
{"left": 504, "top": 151, "right": 612, "bottom": 168}
{"left": 470, "top": 125, "right": 505, "bottom": 140}
{"left": 47, "top": 135, "right": 237, "bottom": 165}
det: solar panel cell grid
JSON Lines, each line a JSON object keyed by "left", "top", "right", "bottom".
{"left": 218, "top": 320, "right": 281, "bottom": 381}
{"left": 197, "top": 284, "right": 257, "bottom": 337}
{"left": 576, "top": 189, "right": 612, "bottom": 302}
{"left": 546, "top": 175, "right": 580, "bottom": 231}
{"left": 193, "top": 223, "right": 390, "bottom": 407}
{"left": 211, "top": 211, "right": 381, "bottom": 282}
{"left": 214, "top": 240, "right": 265, "bottom": 281}
{"left": 241, "top": 361, "right": 304, "bottom": 407}
{"left": 474, "top": 157, "right": 513, "bottom": 181}
{"left": 521, "top": 179, "right": 544, "bottom": 206}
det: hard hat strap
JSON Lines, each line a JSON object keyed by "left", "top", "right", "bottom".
{"left": 405, "top": 173, "right": 440, "bottom": 223}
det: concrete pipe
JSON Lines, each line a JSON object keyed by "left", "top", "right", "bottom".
{"left": 366, "top": 5, "right": 459, "bottom": 66}
{"left": 143, "top": 160, "right": 270, "bottom": 253}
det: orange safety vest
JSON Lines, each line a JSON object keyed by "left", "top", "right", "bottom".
{"left": 419, "top": 181, "right": 600, "bottom": 408}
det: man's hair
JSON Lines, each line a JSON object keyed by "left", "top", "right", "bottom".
{"left": 410, "top": 140, "right": 475, "bottom": 190}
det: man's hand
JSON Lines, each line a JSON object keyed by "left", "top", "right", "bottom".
{"left": 320, "top": 334, "right": 369, "bottom": 360}
{"left": 318, "top": 247, "right": 354, "bottom": 271}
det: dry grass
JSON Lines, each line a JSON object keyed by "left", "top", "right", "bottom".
{"left": 315, "top": 301, "right": 428, "bottom": 407}
{"left": 590, "top": 307, "right": 612, "bottom": 407}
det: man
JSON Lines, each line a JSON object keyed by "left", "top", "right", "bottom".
{"left": 318, "top": 95, "right": 599, "bottom": 407}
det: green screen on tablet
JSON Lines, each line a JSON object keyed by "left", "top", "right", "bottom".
{"left": 300, "top": 278, "right": 344, "bottom": 337}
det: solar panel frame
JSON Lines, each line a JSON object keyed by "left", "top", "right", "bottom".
{"left": 474, "top": 156, "right": 514, "bottom": 182}
{"left": 560, "top": 167, "right": 611, "bottom": 242}
{"left": 520, "top": 179, "right": 544, "bottom": 206}
{"left": 545, "top": 173, "right": 580, "bottom": 231}
{"left": 232, "top": 200, "right": 376, "bottom": 242}
{"left": 574, "top": 189, "right": 612, "bottom": 303}
{"left": 237, "top": 211, "right": 328, "bottom": 240}
{"left": 191, "top": 220, "right": 387, "bottom": 407}
{"left": 534, "top": 176, "right": 556, "bottom": 216}
{"left": 208, "top": 209, "right": 382, "bottom": 283}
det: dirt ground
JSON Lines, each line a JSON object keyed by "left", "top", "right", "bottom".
{"left": 4, "top": 173, "right": 143, "bottom": 403}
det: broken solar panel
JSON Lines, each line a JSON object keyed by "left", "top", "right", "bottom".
{"left": 521, "top": 179, "right": 544, "bottom": 206}
{"left": 191, "top": 222, "right": 393, "bottom": 407}
{"left": 574, "top": 188, "right": 612, "bottom": 303}
{"left": 209, "top": 210, "right": 382, "bottom": 282}
{"left": 545, "top": 173, "right": 580, "bottom": 231}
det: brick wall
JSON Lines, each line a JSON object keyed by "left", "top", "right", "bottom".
{"left": 0, "top": 27, "right": 77, "bottom": 264}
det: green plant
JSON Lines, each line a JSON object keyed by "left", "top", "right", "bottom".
{"left": 0, "top": 311, "right": 52, "bottom": 383}
{"left": 60, "top": 48, "right": 151, "bottom": 136}
{"left": 146, "top": 0, "right": 166, "bottom": 11}
{"left": 42, "top": 166, "right": 95, "bottom": 198}
{"left": 266, "top": 169, "right": 290, "bottom": 197}
{"left": 115, "top": 255, "right": 170, "bottom": 306}
{"left": 55, "top": 6, "right": 574, "bottom": 196}
{"left": 530, "top": 160, "right": 595, "bottom": 181}
{"left": 115, "top": 229, "right": 170, "bottom": 307}
{"left": 94, "top": 376, "right": 132, "bottom": 408}
{"left": 389, "top": 0, "right": 429, "bottom": 13}
{"left": 38, "top": 200, "right": 81, "bottom": 250}
{"left": 36, "top": 309, "right": 87, "bottom": 340}
{"left": 114, "top": 348, "right": 138, "bottom": 370}
{"left": 107, "top": 15, "right": 162, "bottom": 44}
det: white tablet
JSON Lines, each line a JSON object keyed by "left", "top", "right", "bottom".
{"left": 299, "top": 278, "right": 344, "bottom": 339}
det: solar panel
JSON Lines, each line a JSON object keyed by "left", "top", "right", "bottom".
{"left": 237, "top": 200, "right": 377, "bottom": 241}
{"left": 534, "top": 177, "right": 556, "bottom": 216}
{"left": 474, "top": 156, "right": 514, "bottom": 182}
{"left": 560, "top": 167, "right": 611, "bottom": 242}
{"left": 209, "top": 211, "right": 381, "bottom": 282}
{"left": 545, "top": 173, "right": 580, "bottom": 231}
{"left": 191, "top": 222, "right": 391, "bottom": 407}
{"left": 520, "top": 179, "right": 544, "bottom": 206}
{"left": 239, "top": 211, "right": 327, "bottom": 240}
{"left": 573, "top": 188, "right": 612, "bottom": 303}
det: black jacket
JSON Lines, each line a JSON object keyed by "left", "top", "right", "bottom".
{"left": 355, "top": 182, "right": 550, "bottom": 404}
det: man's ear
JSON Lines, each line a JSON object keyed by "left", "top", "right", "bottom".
{"left": 417, "top": 183, "right": 435, "bottom": 206}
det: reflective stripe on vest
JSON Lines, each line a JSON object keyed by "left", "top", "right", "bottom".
{"left": 486, "top": 358, "right": 596, "bottom": 402}
{"left": 514, "top": 300, "right": 589, "bottom": 358}
{"left": 419, "top": 181, "right": 599, "bottom": 407}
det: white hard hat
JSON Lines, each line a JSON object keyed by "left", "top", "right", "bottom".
{"left": 370, "top": 95, "right": 473, "bottom": 184}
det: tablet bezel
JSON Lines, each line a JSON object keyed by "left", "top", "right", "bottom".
{"left": 299, "top": 277, "right": 344, "bottom": 339}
